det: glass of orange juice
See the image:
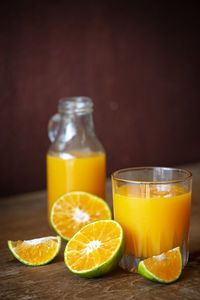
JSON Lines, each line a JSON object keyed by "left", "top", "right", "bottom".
{"left": 112, "top": 167, "right": 192, "bottom": 272}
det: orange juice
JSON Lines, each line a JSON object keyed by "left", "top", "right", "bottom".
{"left": 47, "top": 152, "right": 106, "bottom": 217}
{"left": 113, "top": 183, "right": 191, "bottom": 258}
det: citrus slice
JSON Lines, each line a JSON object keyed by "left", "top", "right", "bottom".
{"left": 64, "top": 220, "right": 125, "bottom": 278}
{"left": 51, "top": 191, "right": 112, "bottom": 241}
{"left": 138, "top": 247, "right": 182, "bottom": 284}
{"left": 8, "top": 236, "right": 61, "bottom": 266}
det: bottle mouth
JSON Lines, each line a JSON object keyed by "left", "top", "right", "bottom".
{"left": 58, "top": 97, "right": 93, "bottom": 114}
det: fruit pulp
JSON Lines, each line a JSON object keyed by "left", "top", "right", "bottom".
{"left": 113, "top": 183, "right": 191, "bottom": 258}
{"left": 50, "top": 191, "right": 111, "bottom": 241}
{"left": 64, "top": 220, "right": 125, "bottom": 278}
{"left": 138, "top": 247, "right": 182, "bottom": 283}
{"left": 47, "top": 151, "right": 106, "bottom": 218}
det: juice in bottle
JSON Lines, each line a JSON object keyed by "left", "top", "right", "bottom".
{"left": 47, "top": 151, "right": 106, "bottom": 217}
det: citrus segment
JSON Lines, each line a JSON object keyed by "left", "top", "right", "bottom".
{"left": 51, "top": 192, "right": 112, "bottom": 241}
{"left": 8, "top": 236, "right": 61, "bottom": 266}
{"left": 64, "top": 220, "right": 125, "bottom": 278}
{"left": 138, "top": 247, "right": 182, "bottom": 283}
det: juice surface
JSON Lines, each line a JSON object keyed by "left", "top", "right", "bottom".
{"left": 47, "top": 152, "right": 106, "bottom": 217}
{"left": 113, "top": 183, "right": 191, "bottom": 258}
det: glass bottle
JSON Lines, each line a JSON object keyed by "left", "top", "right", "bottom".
{"left": 47, "top": 97, "right": 106, "bottom": 218}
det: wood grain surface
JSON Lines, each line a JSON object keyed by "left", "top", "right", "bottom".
{"left": 0, "top": 164, "right": 200, "bottom": 299}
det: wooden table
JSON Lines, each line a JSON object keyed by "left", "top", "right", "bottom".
{"left": 1, "top": 164, "right": 200, "bottom": 300}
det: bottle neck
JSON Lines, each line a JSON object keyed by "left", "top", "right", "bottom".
{"left": 48, "top": 97, "right": 104, "bottom": 154}
{"left": 57, "top": 111, "right": 95, "bottom": 144}
{"left": 57, "top": 97, "right": 95, "bottom": 142}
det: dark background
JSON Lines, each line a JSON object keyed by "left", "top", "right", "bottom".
{"left": 1, "top": 1, "right": 200, "bottom": 196}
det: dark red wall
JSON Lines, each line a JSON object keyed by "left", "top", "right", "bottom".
{"left": 1, "top": 1, "right": 200, "bottom": 195}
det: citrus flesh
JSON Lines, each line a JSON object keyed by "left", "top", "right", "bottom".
{"left": 64, "top": 220, "right": 125, "bottom": 278}
{"left": 8, "top": 236, "right": 61, "bottom": 266}
{"left": 138, "top": 247, "right": 182, "bottom": 283}
{"left": 51, "top": 192, "right": 112, "bottom": 241}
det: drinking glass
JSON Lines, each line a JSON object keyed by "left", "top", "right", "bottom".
{"left": 112, "top": 167, "right": 192, "bottom": 272}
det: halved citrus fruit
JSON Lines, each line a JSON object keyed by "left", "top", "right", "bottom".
{"left": 64, "top": 220, "right": 125, "bottom": 278}
{"left": 138, "top": 247, "right": 182, "bottom": 284}
{"left": 51, "top": 191, "right": 112, "bottom": 241}
{"left": 8, "top": 236, "right": 61, "bottom": 266}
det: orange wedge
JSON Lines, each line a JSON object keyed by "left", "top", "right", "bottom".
{"left": 64, "top": 220, "right": 125, "bottom": 278}
{"left": 138, "top": 247, "right": 182, "bottom": 283}
{"left": 8, "top": 236, "right": 61, "bottom": 266}
{"left": 51, "top": 192, "right": 112, "bottom": 241}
